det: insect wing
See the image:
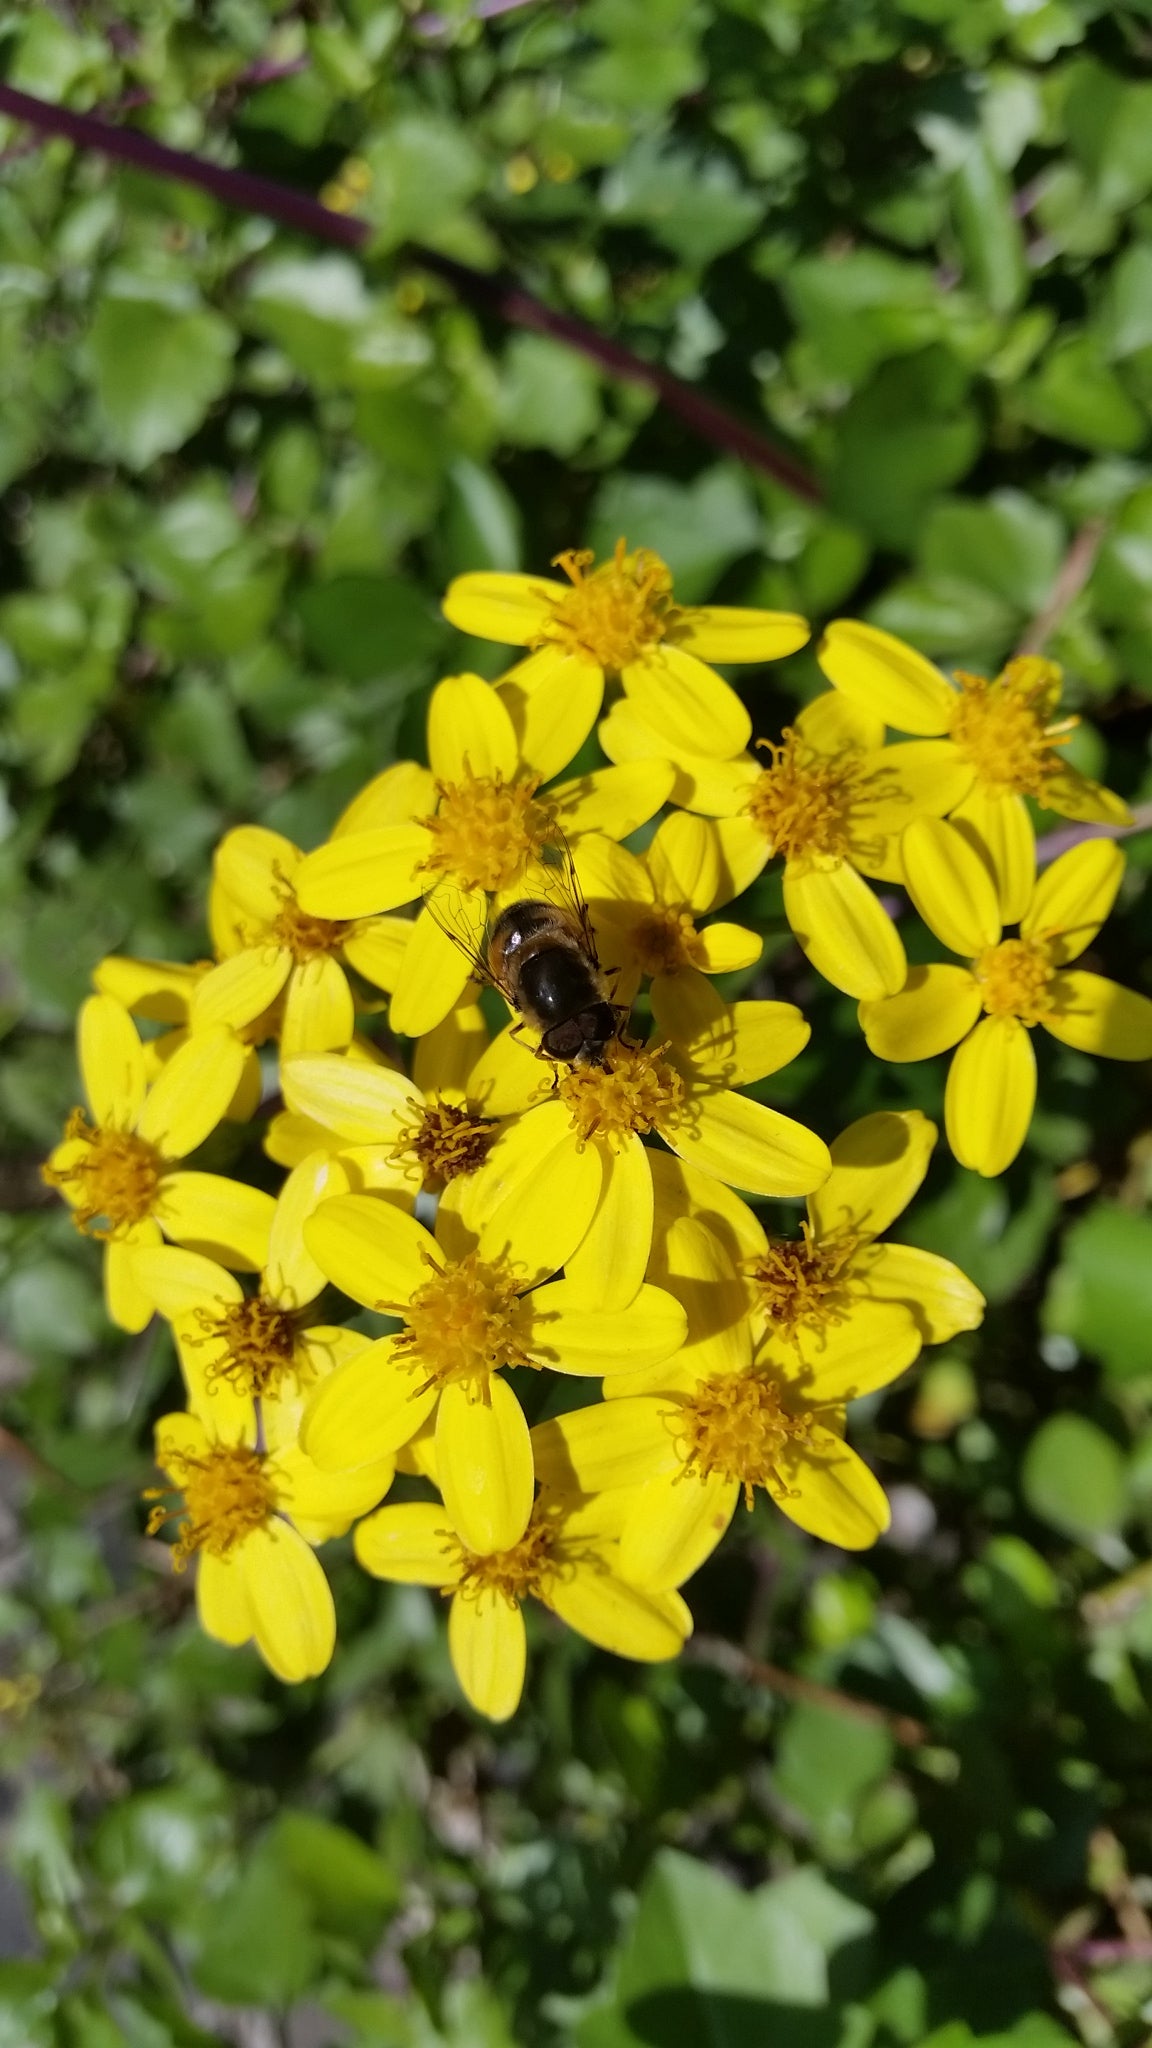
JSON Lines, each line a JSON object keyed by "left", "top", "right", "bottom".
{"left": 421, "top": 878, "right": 501, "bottom": 993}
{"left": 499, "top": 830, "right": 599, "bottom": 959}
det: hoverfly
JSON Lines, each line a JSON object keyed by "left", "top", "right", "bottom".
{"left": 426, "top": 836, "right": 628, "bottom": 1066}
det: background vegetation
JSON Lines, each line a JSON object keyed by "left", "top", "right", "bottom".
{"left": 4, "top": 1, "right": 1152, "bottom": 2042}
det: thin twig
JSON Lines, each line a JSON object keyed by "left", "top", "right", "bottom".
{"left": 0, "top": 83, "right": 822, "bottom": 501}
{"left": 1016, "top": 517, "right": 1107, "bottom": 656}
{"left": 1035, "top": 801, "right": 1152, "bottom": 869}
{"left": 688, "top": 1635, "right": 927, "bottom": 1747}
{"left": 0, "top": 1424, "right": 77, "bottom": 1491}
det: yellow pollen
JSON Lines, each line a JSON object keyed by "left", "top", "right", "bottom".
{"left": 537, "top": 538, "right": 677, "bottom": 672}
{"left": 419, "top": 772, "right": 553, "bottom": 895}
{"left": 42, "top": 1108, "right": 163, "bottom": 1237}
{"left": 747, "top": 1226, "right": 860, "bottom": 1336}
{"left": 446, "top": 1515, "right": 556, "bottom": 1607}
{"left": 392, "top": 1252, "right": 531, "bottom": 1392}
{"left": 268, "top": 877, "right": 352, "bottom": 964}
{"left": 949, "top": 657, "right": 1076, "bottom": 799}
{"left": 675, "top": 1371, "right": 814, "bottom": 1510}
{"left": 631, "top": 904, "right": 704, "bottom": 977}
{"left": 745, "top": 729, "right": 878, "bottom": 865}
{"left": 559, "top": 1038, "right": 685, "bottom": 1150}
{"left": 974, "top": 936, "right": 1055, "bottom": 1025}
{"left": 144, "top": 1440, "right": 277, "bottom": 1569}
{"left": 194, "top": 1295, "right": 302, "bottom": 1399}
{"left": 392, "top": 1097, "right": 498, "bottom": 1186}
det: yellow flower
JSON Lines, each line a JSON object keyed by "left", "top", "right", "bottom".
{"left": 457, "top": 975, "right": 830, "bottom": 1292}
{"left": 146, "top": 1405, "right": 386, "bottom": 1683}
{"left": 611, "top": 692, "right": 968, "bottom": 1000}
{"left": 353, "top": 1492, "right": 691, "bottom": 1722}
{"left": 817, "top": 625, "right": 1130, "bottom": 919}
{"left": 574, "top": 811, "right": 762, "bottom": 1004}
{"left": 42, "top": 996, "right": 276, "bottom": 1332}
{"left": 297, "top": 1192, "right": 687, "bottom": 1554}
{"left": 290, "top": 672, "right": 673, "bottom": 1040}
{"left": 442, "top": 537, "right": 810, "bottom": 759}
{"left": 861, "top": 820, "right": 1152, "bottom": 1176}
{"left": 94, "top": 954, "right": 265, "bottom": 1122}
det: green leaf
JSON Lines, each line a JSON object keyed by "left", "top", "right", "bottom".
{"left": 192, "top": 1852, "right": 319, "bottom": 2008}
{"left": 364, "top": 114, "right": 486, "bottom": 254}
{"left": 951, "top": 141, "right": 1026, "bottom": 316}
{"left": 1064, "top": 60, "right": 1152, "bottom": 212}
{"left": 89, "top": 289, "right": 236, "bottom": 470}
{"left": 243, "top": 255, "right": 371, "bottom": 386}
{"left": 0, "top": 1964, "right": 55, "bottom": 2048}
{"left": 499, "top": 333, "right": 602, "bottom": 456}
{"left": 439, "top": 458, "right": 523, "bottom": 576}
{"left": 1022, "top": 1414, "right": 1127, "bottom": 1542}
{"left": 773, "top": 1702, "right": 893, "bottom": 1840}
{"left": 601, "top": 140, "right": 763, "bottom": 265}
{"left": 296, "top": 574, "right": 445, "bottom": 682}
{"left": 1014, "top": 333, "right": 1145, "bottom": 453}
{"left": 919, "top": 491, "right": 1063, "bottom": 612}
{"left": 587, "top": 465, "right": 760, "bottom": 602}
{"left": 1042, "top": 1204, "right": 1152, "bottom": 1382}
{"left": 1099, "top": 242, "right": 1152, "bottom": 360}
{"left": 270, "top": 1810, "right": 399, "bottom": 1944}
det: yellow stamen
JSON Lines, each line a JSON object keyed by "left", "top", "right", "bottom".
{"left": 747, "top": 1225, "right": 860, "bottom": 1336}
{"left": 269, "top": 886, "right": 352, "bottom": 964}
{"left": 558, "top": 1038, "right": 685, "bottom": 1149}
{"left": 745, "top": 729, "right": 884, "bottom": 866}
{"left": 391, "top": 1096, "right": 498, "bottom": 1186}
{"left": 948, "top": 657, "right": 1076, "bottom": 798}
{"left": 193, "top": 1295, "right": 303, "bottom": 1399}
{"left": 537, "top": 538, "right": 677, "bottom": 672}
{"left": 419, "top": 772, "right": 553, "bottom": 895}
{"left": 674, "top": 1370, "right": 814, "bottom": 1510}
{"left": 392, "top": 1252, "right": 531, "bottom": 1392}
{"left": 974, "top": 936, "right": 1054, "bottom": 1025}
{"left": 631, "top": 905, "right": 704, "bottom": 977}
{"left": 446, "top": 1514, "right": 556, "bottom": 1607}
{"left": 42, "top": 1108, "right": 162, "bottom": 1236}
{"left": 145, "top": 1439, "right": 277, "bottom": 1569}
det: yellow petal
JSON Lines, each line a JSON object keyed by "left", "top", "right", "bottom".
{"left": 428, "top": 671, "right": 519, "bottom": 782}
{"left": 621, "top": 644, "right": 750, "bottom": 757}
{"left": 154, "top": 1409, "right": 212, "bottom": 1472}
{"left": 262, "top": 1327, "right": 369, "bottom": 1454}
{"left": 78, "top": 996, "right": 147, "bottom": 1131}
{"left": 282, "top": 1054, "right": 416, "bottom": 1144}
{"left": 1045, "top": 971, "right": 1152, "bottom": 1060}
{"left": 1022, "top": 838, "right": 1124, "bottom": 964}
{"left": 618, "top": 1466, "right": 738, "bottom": 1592}
{"left": 524, "top": 1280, "right": 686, "bottom": 1376}
{"left": 131, "top": 1245, "right": 240, "bottom": 1321}
{"left": 859, "top": 965, "right": 983, "bottom": 1062}
{"left": 853, "top": 742, "right": 975, "bottom": 880}
{"left": 264, "top": 1109, "right": 337, "bottom": 1169}
{"left": 266, "top": 1151, "right": 351, "bottom": 1309}
{"left": 274, "top": 1440, "right": 394, "bottom": 1541}
{"left": 653, "top": 974, "right": 809, "bottom": 1086}
{"left": 304, "top": 1193, "right": 439, "bottom": 1309}
{"left": 664, "top": 1087, "right": 831, "bottom": 1199}
{"left": 293, "top": 826, "right": 428, "bottom": 919}
{"left": 155, "top": 1172, "right": 275, "bottom": 1270}
{"left": 332, "top": 760, "right": 437, "bottom": 838}
{"left": 354, "top": 1501, "right": 458, "bottom": 1584}
{"left": 545, "top": 1557, "right": 690, "bottom": 1660}
{"left": 776, "top": 1422, "right": 890, "bottom": 1548}
{"left": 238, "top": 1521, "right": 336, "bottom": 1683}
{"left": 563, "top": 1133, "right": 653, "bottom": 1311}
{"left": 900, "top": 816, "right": 1002, "bottom": 957}
{"left": 190, "top": 947, "right": 292, "bottom": 1033}
{"left": 135, "top": 1026, "right": 246, "bottom": 1159}
{"left": 783, "top": 859, "right": 906, "bottom": 1000}
{"left": 415, "top": 1000, "right": 489, "bottom": 1103}
{"left": 468, "top": 1099, "right": 603, "bottom": 1283}
{"left": 808, "top": 1108, "right": 936, "bottom": 1242}
{"left": 853, "top": 1241, "right": 985, "bottom": 1344}
{"left": 945, "top": 1014, "right": 1035, "bottom": 1175}
{"left": 441, "top": 570, "right": 559, "bottom": 644}
{"left": 226, "top": 1049, "right": 264, "bottom": 1124}
{"left": 574, "top": 830, "right": 653, "bottom": 914}
{"left": 301, "top": 1336, "right": 436, "bottom": 1468}
{"left": 214, "top": 826, "right": 301, "bottom": 923}
{"left": 599, "top": 701, "right": 760, "bottom": 815}
{"left": 796, "top": 688, "right": 887, "bottom": 757}
{"left": 436, "top": 1376, "right": 533, "bottom": 1553}
{"left": 762, "top": 1297, "right": 922, "bottom": 1401}
{"left": 550, "top": 760, "right": 675, "bottom": 840}
{"left": 817, "top": 619, "right": 956, "bottom": 736}
{"left": 645, "top": 811, "right": 721, "bottom": 912}
{"left": 389, "top": 903, "right": 473, "bottom": 1039}
{"left": 197, "top": 1553, "right": 253, "bottom": 1648}
{"left": 647, "top": 1146, "right": 767, "bottom": 1263}
{"left": 532, "top": 1396, "right": 677, "bottom": 1493}
{"left": 466, "top": 1020, "right": 553, "bottom": 1117}
{"left": 93, "top": 955, "right": 202, "bottom": 1024}
{"left": 281, "top": 955, "right": 356, "bottom": 1059}
{"left": 1042, "top": 763, "right": 1131, "bottom": 827}
{"left": 340, "top": 916, "right": 415, "bottom": 994}
{"left": 674, "top": 605, "right": 810, "bottom": 665}
{"left": 691, "top": 923, "right": 763, "bottom": 974}
{"left": 105, "top": 1222, "right": 163, "bottom": 1333}
{"left": 645, "top": 1213, "right": 753, "bottom": 1383}
{"left": 950, "top": 787, "right": 1035, "bottom": 924}
{"left": 448, "top": 1588, "right": 527, "bottom": 1721}
{"left": 497, "top": 652, "right": 603, "bottom": 783}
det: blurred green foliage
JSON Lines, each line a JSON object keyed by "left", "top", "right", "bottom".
{"left": 4, "top": 0, "right": 1152, "bottom": 2043}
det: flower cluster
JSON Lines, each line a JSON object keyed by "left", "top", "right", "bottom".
{"left": 45, "top": 543, "right": 1152, "bottom": 1720}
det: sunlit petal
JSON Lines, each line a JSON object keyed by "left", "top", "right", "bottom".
{"left": 945, "top": 1014, "right": 1036, "bottom": 1176}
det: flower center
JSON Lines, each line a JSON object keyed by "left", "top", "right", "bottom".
{"left": 392, "top": 1252, "right": 531, "bottom": 1392}
{"left": 747, "top": 1227, "right": 860, "bottom": 1336}
{"left": 392, "top": 1097, "right": 498, "bottom": 1187}
{"left": 674, "top": 1371, "right": 814, "bottom": 1509}
{"left": 948, "top": 657, "right": 1076, "bottom": 798}
{"left": 745, "top": 729, "right": 877, "bottom": 866}
{"left": 42, "top": 1109, "right": 163, "bottom": 1236}
{"left": 269, "top": 887, "right": 352, "bottom": 964}
{"left": 537, "top": 539, "right": 677, "bottom": 671}
{"left": 194, "top": 1295, "right": 302, "bottom": 1399}
{"left": 144, "top": 1439, "right": 277, "bottom": 1569}
{"left": 974, "top": 936, "right": 1054, "bottom": 1025}
{"left": 558, "top": 1038, "right": 685, "bottom": 1150}
{"left": 631, "top": 905, "right": 704, "bottom": 978}
{"left": 447, "top": 1515, "right": 556, "bottom": 1607}
{"left": 419, "top": 772, "right": 553, "bottom": 895}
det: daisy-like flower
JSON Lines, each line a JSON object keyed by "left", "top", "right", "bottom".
{"left": 605, "top": 692, "right": 969, "bottom": 1001}
{"left": 289, "top": 671, "right": 673, "bottom": 1040}
{"left": 442, "top": 537, "right": 810, "bottom": 760}
{"left": 42, "top": 996, "right": 276, "bottom": 1331}
{"left": 353, "top": 1490, "right": 691, "bottom": 1722}
{"left": 817, "top": 624, "right": 1130, "bottom": 918}
{"left": 145, "top": 1403, "right": 391, "bottom": 1682}
{"left": 298, "top": 1192, "right": 687, "bottom": 1555}
{"left": 94, "top": 954, "right": 264, "bottom": 1122}
{"left": 574, "top": 810, "right": 762, "bottom": 1006}
{"left": 861, "top": 819, "right": 1152, "bottom": 1176}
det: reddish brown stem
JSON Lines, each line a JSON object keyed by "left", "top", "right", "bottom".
{"left": 689, "top": 1634, "right": 927, "bottom": 1747}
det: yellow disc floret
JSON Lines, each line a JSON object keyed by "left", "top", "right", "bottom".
{"left": 196, "top": 1296, "right": 301, "bottom": 1399}
{"left": 393, "top": 1252, "right": 531, "bottom": 1391}
{"left": 270, "top": 892, "right": 353, "bottom": 963}
{"left": 43, "top": 1109, "right": 162, "bottom": 1236}
{"left": 538, "top": 539, "right": 677, "bottom": 671}
{"left": 449, "top": 1514, "right": 556, "bottom": 1607}
{"left": 747, "top": 1226, "right": 859, "bottom": 1336}
{"left": 145, "top": 1440, "right": 277, "bottom": 1569}
{"left": 631, "top": 905, "right": 705, "bottom": 977}
{"left": 974, "top": 937, "right": 1055, "bottom": 1025}
{"left": 392, "top": 1097, "right": 498, "bottom": 1186}
{"left": 745, "top": 729, "right": 878, "bottom": 865}
{"left": 559, "top": 1039, "right": 685, "bottom": 1149}
{"left": 419, "top": 772, "right": 553, "bottom": 894}
{"left": 948, "top": 657, "right": 1076, "bottom": 799}
{"left": 674, "top": 1371, "right": 814, "bottom": 1509}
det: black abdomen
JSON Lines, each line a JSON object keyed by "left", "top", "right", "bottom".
{"left": 518, "top": 946, "right": 600, "bottom": 1023}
